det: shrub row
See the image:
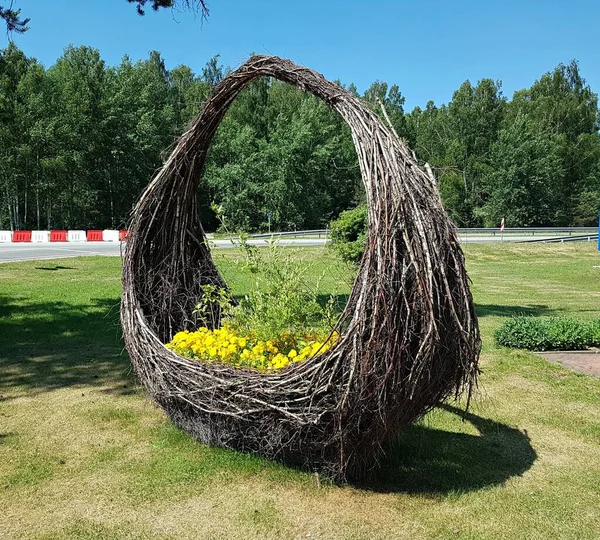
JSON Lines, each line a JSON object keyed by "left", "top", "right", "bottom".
{"left": 494, "top": 316, "right": 600, "bottom": 351}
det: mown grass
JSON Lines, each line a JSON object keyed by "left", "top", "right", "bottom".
{"left": 0, "top": 243, "right": 599, "bottom": 539}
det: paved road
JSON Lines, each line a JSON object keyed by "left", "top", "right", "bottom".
{"left": 0, "top": 242, "right": 125, "bottom": 263}
{"left": 1, "top": 234, "right": 596, "bottom": 263}
{"left": 458, "top": 234, "right": 598, "bottom": 243}
{"left": 0, "top": 238, "right": 329, "bottom": 263}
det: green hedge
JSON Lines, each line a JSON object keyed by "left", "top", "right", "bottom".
{"left": 494, "top": 316, "right": 600, "bottom": 351}
{"left": 328, "top": 205, "right": 368, "bottom": 264}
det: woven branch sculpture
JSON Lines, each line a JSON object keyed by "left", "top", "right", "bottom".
{"left": 121, "top": 55, "right": 481, "bottom": 482}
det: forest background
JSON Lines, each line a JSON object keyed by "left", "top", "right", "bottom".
{"left": 1, "top": 42, "right": 599, "bottom": 232}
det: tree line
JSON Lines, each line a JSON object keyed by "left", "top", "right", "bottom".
{"left": 407, "top": 62, "right": 600, "bottom": 227}
{"left": 1, "top": 42, "right": 598, "bottom": 232}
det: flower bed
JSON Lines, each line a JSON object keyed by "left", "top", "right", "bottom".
{"left": 167, "top": 325, "right": 339, "bottom": 371}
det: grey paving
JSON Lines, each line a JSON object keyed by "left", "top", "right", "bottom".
{"left": 1, "top": 234, "right": 595, "bottom": 263}
{"left": 0, "top": 242, "right": 124, "bottom": 263}
{"left": 0, "top": 238, "right": 329, "bottom": 263}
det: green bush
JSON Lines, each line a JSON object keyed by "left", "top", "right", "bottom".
{"left": 588, "top": 319, "right": 600, "bottom": 347}
{"left": 494, "top": 316, "right": 550, "bottom": 350}
{"left": 204, "top": 206, "right": 339, "bottom": 341}
{"left": 545, "top": 317, "right": 591, "bottom": 350}
{"left": 494, "top": 316, "right": 599, "bottom": 351}
{"left": 223, "top": 237, "right": 337, "bottom": 340}
{"left": 329, "top": 205, "right": 367, "bottom": 264}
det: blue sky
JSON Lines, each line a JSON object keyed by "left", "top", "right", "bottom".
{"left": 5, "top": 0, "right": 600, "bottom": 110}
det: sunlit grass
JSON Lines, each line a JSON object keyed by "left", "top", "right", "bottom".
{"left": 0, "top": 244, "right": 599, "bottom": 539}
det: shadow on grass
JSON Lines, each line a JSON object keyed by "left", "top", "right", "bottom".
{"left": 0, "top": 432, "right": 16, "bottom": 444}
{"left": 34, "top": 265, "right": 76, "bottom": 271}
{"left": 476, "top": 303, "right": 553, "bottom": 318}
{"left": 365, "top": 404, "right": 537, "bottom": 495}
{"left": 0, "top": 294, "right": 134, "bottom": 399}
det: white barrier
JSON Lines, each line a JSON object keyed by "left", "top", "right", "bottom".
{"left": 0, "top": 230, "right": 12, "bottom": 243}
{"left": 103, "top": 229, "right": 120, "bottom": 242}
{"left": 32, "top": 230, "right": 50, "bottom": 243}
{"left": 67, "top": 230, "right": 86, "bottom": 242}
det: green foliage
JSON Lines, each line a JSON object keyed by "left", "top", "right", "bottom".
{"left": 206, "top": 207, "right": 339, "bottom": 342}
{"left": 589, "top": 319, "right": 600, "bottom": 347}
{"left": 218, "top": 237, "right": 337, "bottom": 342}
{"left": 499, "top": 61, "right": 600, "bottom": 226}
{"left": 0, "top": 43, "right": 211, "bottom": 230}
{"left": 407, "top": 78, "right": 505, "bottom": 226}
{"left": 203, "top": 78, "right": 360, "bottom": 232}
{"left": 407, "top": 61, "right": 600, "bottom": 227}
{"left": 544, "top": 317, "right": 592, "bottom": 351}
{"left": 494, "top": 316, "right": 551, "bottom": 350}
{"left": 482, "top": 115, "right": 565, "bottom": 226}
{"left": 192, "top": 284, "right": 232, "bottom": 329}
{"left": 328, "top": 204, "right": 367, "bottom": 264}
{"left": 1, "top": 41, "right": 599, "bottom": 232}
{"left": 494, "top": 316, "right": 599, "bottom": 351}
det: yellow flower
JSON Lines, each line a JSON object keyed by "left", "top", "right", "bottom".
{"left": 165, "top": 324, "right": 339, "bottom": 372}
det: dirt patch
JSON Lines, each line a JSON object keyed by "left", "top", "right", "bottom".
{"left": 537, "top": 350, "right": 600, "bottom": 377}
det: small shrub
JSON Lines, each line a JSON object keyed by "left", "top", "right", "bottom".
{"left": 494, "top": 316, "right": 550, "bottom": 350}
{"left": 329, "top": 205, "right": 367, "bottom": 264}
{"left": 544, "top": 317, "right": 590, "bottom": 350}
{"left": 225, "top": 235, "right": 338, "bottom": 340}
{"left": 588, "top": 319, "right": 600, "bottom": 347}
{"left": 494, "top": 316, "right": 600, "bottom": 351}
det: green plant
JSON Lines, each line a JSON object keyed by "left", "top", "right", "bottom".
{"left": 328, "top": 205, "right": 367, "bottom": 264}
{"left": 587, "top": 319, "right": 600, "bottom": 347}
{"left": 544, "top": 317, "right": 591, "bottom": 350}
{"left": 225, "top": 235, "right": 336, "bottom": 341}
{"left": 494, "top": 316, "right": 550, "bottom": 350}
{"left": 207, "top": 204, "right": 339, "bottom": 343}
{"left": 193, "top": 284, "right": 234, "bottom": 328}
{"left": 494, "top": 316, "right": 599, "bottom": 351}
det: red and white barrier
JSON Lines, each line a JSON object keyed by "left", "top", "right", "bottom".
{"left": 13, "top": 230, "right": 32, "bottom": 242}
{"left": 50, "top": 230, "right": 68, "bottom": 242}
{"left": 67, "top": 230, "right": 86, "bottom": 242}
{"left": 87, "top": 230, "right": 103, "bottom": 241}
{"left": 32, "top": 230, "right": 50, "bottom": 243}
{"left": 103, "top": 229, "right": 120, "bottom": 242}
{"left": 0, "top": 229, "right": 129, "bottom": 244}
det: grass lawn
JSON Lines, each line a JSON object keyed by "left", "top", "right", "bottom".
{"left": 0, "top": 243, "right": 599, "bottom": 539}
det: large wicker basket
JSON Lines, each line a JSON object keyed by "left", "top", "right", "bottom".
{"left": 121, "top": 55, "right": 480, "bottom": 481}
